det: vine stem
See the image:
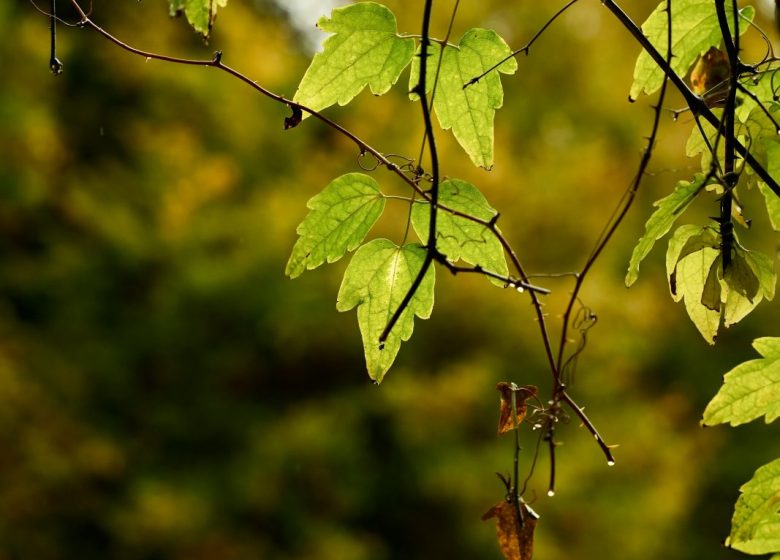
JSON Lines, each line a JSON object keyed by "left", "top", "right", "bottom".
{"left": 379, "top": 0, "right": 439, "bottom": 345}
{"left": 549, "top": 0, "right": 675, "bottom": 468}
{"left": 715, "top": 0, "right": 739, "bottom": 271}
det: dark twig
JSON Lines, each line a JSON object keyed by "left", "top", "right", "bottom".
{"left": 434, "top": 253, "right": 550, "bottom": 294}
{"left": 714, "top": 0, "right": 739, "bottom": 271}
{"left": 379, "top": 0, "right": 438, "bottom": 346}
{"left": 548, "top": 0, "right": 674, "bottom": 468}
{"left": 464, "top": 0, "right": 581, "bottom": 88}
{"left": 49, "top": 0, "right": 63, "bottom": 74}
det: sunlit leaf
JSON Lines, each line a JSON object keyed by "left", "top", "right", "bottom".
{"left": 168, "top": 0, "right": 228, "bottom": 38}
{"left": 700, "top": 258, "right": 721, "bottom": 312}
{"left": 760, "top": 140, "right": 780, "bottom": 231}
{"left": 686, "top": 118, "right": 721, "bottom": 173}
{"left": 726, "top": 458, "right": 780, "bottom": 555}
{"left": 745, "top": 249, "right": 777, "bottom": 302}
{"left": 737, "top": 72, "right": 780, "bottom": 123}
{"left": 703, "top": 337, "right": 780, "bottom": 426}
{"left": 630, "top": 0, "right": 754, "bottom": 100}
{"left": 495, "top": 383, "right": 538, "bottom": 435}
{"left": 482, "top": 501, "right": 539, "bottom": 560}
{"left": 665, "top": 225, "right": 716, "bottom": 299}
{"left": 410, "top": 29, "right": 517, "bottom": 169}
{"left": 337, "top": 240, "right": 435, "bottom": 382}
{"left": 293, "top": 2, "right": 414, "bottom": 115}
{"left": 626, "top": 175, "right": 704, "bottom": 286}
{"left": 675, "top": 246, "right": 721, "bottom": 343}
{"left": 411, "top": 179, "right": 508, "bottom": 285}
{"left": 286, "top": 173, "right": 386, "bottom": 278}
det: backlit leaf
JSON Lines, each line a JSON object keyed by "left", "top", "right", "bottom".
{"left": 410, "top": 29, "right": 517, "bottom": 169}
{"left": 337, "top": 240, "right": 435, "bottom": 382}
{"left": 411, "top": 179, "right": 508, "bottom": 285}
{"left": 726, "top": 458, "right": 780, "bottom": 555}
{"left": 674, "top": 246, "right": 721, "bottom": 343}
{"left": 495, "top": 383, "right": 538, "bottom": 435}
{"left": 761, "top": 140, "right": 780, "bottom": 231}
{"left": 630, "top": 0, "right": 754, "bottom": 100}
{"left": 482, "top": 501, "right": 539, "bottom": 560}
{"left": 286, "top": 173, "right": 386, "bottom": 278}
{"left": 293, "top": 3, "right": 414, "bottom": 115}
{"left": 703, "top": 338, "right": 780, "bottom": 426}
{"left": 665, "top": 225, "right": 716, "bottom": 299}
{"left": 169, "top": 0, "right": 228, "bottom": 38}
{"left": 626, "top": 175, "right": 704, "bottom": 286}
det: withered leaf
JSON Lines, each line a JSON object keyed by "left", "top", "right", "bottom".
{"left": 482, "top": 500, "right": 538, "bottom": 560}
{"left": 496, "top": 383, "right": 538, "bottom": 435}
{"left": 690, "top": 47, "right": 730, "bottom": 107}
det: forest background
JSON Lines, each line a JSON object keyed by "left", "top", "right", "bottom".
{"left": 1, "top": 0, "right": 779, "bottom": 558}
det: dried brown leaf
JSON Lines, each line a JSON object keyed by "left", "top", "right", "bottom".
{"left": 482, "top": 500, "right": 538, "bottom": 560}
{"left": 496, "top": 383, "right": 538, "bottom": 435}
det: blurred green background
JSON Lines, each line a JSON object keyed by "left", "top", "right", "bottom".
{"left": 1, "top": 0, "right": 779, "bottom": 558}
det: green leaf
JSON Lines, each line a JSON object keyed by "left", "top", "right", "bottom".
{"left": 737, "top": 73, "right": 780, "bottom": 123}
{"left": 761, "top": 140, "right": 780, "bottom": 231}
{"left": 169, "top": 0, "right": 228, "bottom": 38}
{"left": 337, "top": 240, "right": 435, "bottom": 382}
{"left": 675, "top": 246, "right": 721, "bottom": 343}
{"left": 745, "top": 249, "right": 777, "bottom": 302}
{"left": 410, "top": 29, "right": 517, "bottom": 169}
{"left": 700, "top": 257, "right": 722, "bottom": 312}
{"left": 626, "top": 175, "right": 704, "bottom": 286}
{"left": 286, "top": 173, "right": 386, "bottom": 278}
{"left": 703, "top": 337, "right": 780, "bottom": 426}
{"left": 630, "top": 0, "right": 754, "bottom": 100}
{"left": 410, "top": 179, "right": 508, "bottom": 285}
{"left": 686, "top": 118, "right": 721, "bottom": 173}
{"left": 726, "top": 457, "right": 780, "bottom": 555}
{"left": 665, "top": 225, "right": 717, "bottom": 299}
{"left": 293, "top": 3, "right": 414, "bottom": 115}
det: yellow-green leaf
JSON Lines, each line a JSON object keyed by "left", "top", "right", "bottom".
{"left": 703, "top": 338, "right": 780, "bottom": 426}
{"left": 410, "top": 29, "right": 517, "bottom": 169}
{"left": 626, "top": 175, "right": 704, "bottom": 286}
{"left": 169, "top": 0, "right": 228, "bottom": 38}
{"left": 337, "top": 240, "right": 435, "bottom": 382}
{"left": 293, "top": 2, "right": 414, "bottom": 115}
{"left": 411, "top": 179, "right": 508, "bottom": 285}
{"left": 675, "top": 246, "right": 721, "bottom": 343}
{"left": 286, "top": 173, "right": 386, "bottom": 278}
{"left": 726, "top": 457, "right": 780, "bottom": 555}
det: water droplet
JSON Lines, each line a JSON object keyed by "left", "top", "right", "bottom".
{"left": 145, "top": 57, "right": 151, "bottom": 62}
{"left": 515, "top": 286, "right": 525, "bottom": 293}
{"left": 547, "top": 490, "right": 555, "bottom": 497}
{"left": 607, "top": 460, "right": 615, "bottom": 467}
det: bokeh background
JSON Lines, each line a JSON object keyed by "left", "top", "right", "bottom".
{"left": 1, "top": 0, "right": 779, "bottom": 558}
